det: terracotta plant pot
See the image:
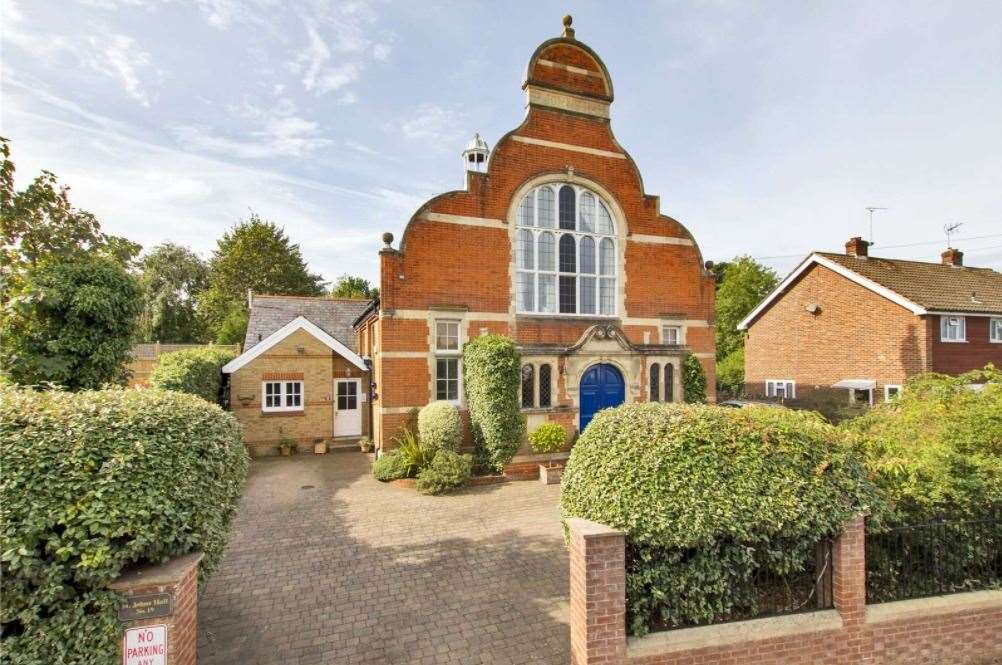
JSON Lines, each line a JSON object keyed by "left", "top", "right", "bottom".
{"left": 314, "top": 442, "right": 328, "bottom": 455}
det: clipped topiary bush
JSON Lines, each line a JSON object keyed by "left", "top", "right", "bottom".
{"left": 561, "top": 402, "right": 874, "bottom": 635}
{"left": 528, "top": 422, "right": 567, "bottom": 455}
{"left": 372, "top": 450, "right": 411, "bottom": 481}
{"left": 0, "top": 386, "right": 248, "bottom": 663}
{"left": 416, "top": 450, "right": 473, "bottom": 495}
{"left": 149, "top": 346, "right": 237, "bottom": 404}
{"left": 463, "top": 334, "right": 525, "bottom": 472}
{"left": 682, "top": 354, "right": 707, "bottom": 403}
{"left": 417, "top": 401, "right": 462, "bottom": 455}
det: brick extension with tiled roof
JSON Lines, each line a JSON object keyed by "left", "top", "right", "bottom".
{"left": 243, "top": 294, "right": 372, "bottom": 352}
{"left": 816, "top": 252, "right": 1002, "bottom": 315}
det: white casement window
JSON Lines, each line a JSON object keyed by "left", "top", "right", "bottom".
{"left": 434, "top": 320, "right": 461, "bottom": 403}
{"left": 940, "top": 315, "right": 966, "bottom": 342}
{"left": 884, "top": 385, "right": 901, "bottom": 401}
{"left": 990, "top": 317, "right": 1002, "bottom": 343}
{"left": 262, "top": 380, "right": 303, "bottom": 412}
{"left": 515, "top": 183, "right": 617, "bottom": 317}
{"left": 662, "top": 325, "right": 682, "bottom": 345}
{"left": 766, "top": 380, "right": 796, "bottom": 399}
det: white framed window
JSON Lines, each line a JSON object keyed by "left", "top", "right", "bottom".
{"left": 662, "top": 325, "right": 682, "bottom": 345}
{"left": 515, "top": 183, "right": 617, "bottom": 317}
{"left": 766, "top": 380, "right": 795, "bottom": 399}
{"left": 434, "top": 320, "right": 461, "bottom": 403}
{"left": 991, "top": 317, "right": 1002, "bottom": 343}
{"left": 884, "top": 385, "right": 901, "bottom": 401}
{"left": 940, "top": 315, "right": 966, "bottom": 342}
{"left": 262, "top": 380, "right": 303, "bottom": 412}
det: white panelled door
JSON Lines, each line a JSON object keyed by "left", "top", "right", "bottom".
{"left": 334, "top": 379, "right": 362, "bottom": 437}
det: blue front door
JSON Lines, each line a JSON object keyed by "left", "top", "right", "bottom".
{"left": 579, "top": 363, "right": 625, "bottom": 432}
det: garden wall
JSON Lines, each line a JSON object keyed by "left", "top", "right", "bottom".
{"left": 567, "top": 516, "right": 1002, "bottom": 665}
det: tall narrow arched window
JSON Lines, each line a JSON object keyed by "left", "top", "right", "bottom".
{"left": 650, "top": 363, "right": 661, "bottom": 402}
{"left": 537, "top": 187, "right": 555, "bottom": 228}
{"left": 518, "top": 191, "right": 534, "bottom": 227}
{"left": 665, "top": 363, "right": 674, "bottom": 402}
{"left": 558, "top": 234, "right": 577, "bottom": 313}
{"left": 514, "top": 182, "right": 617, "bottom": 316}
{"left": 521, "top": 364, "right": 535, "bottom": 408}
{"left": 539, "top": 364, "right": 552, "bottom": 408}
{"left": 559, "top": 185, "right": 576, "bottom": 230}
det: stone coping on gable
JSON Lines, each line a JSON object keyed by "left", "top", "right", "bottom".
{"left": 626, "top": 609, "right": 843, "bottom": 659}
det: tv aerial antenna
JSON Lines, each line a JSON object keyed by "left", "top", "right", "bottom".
{"left": 865, "top": 207, "right": 887, "bottom": 245}
{"left": 944, "top": 222, "right": 963, "bottom": 247}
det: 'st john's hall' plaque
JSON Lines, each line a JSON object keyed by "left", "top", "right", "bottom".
{"left": 118, "top": 592, "right": 173, "bottom": 621}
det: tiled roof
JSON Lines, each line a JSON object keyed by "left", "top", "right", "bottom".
{"left": 817, "top": 252, "right": 1002, "bottom": 315}
{"left": 244, "top": 295, "right": 372, "bottom": 352}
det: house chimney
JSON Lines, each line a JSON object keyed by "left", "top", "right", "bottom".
{"left": 845, "top": 237, "right": 870, "bottom": 258}
{"left": 941, "top": 247, "right": 963, "bottom": 267}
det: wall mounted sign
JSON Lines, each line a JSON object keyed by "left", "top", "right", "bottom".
{"left": 118, "top": 592, "right": 172, "bottom": 622}
{"left": 123, "top": 624, "right": 166, "bottom": 665}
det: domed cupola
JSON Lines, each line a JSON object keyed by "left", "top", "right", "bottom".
{"left": 523, "top": 16, "right": 614, "bottom": 119}
{"left": 462, "top": 132, "right": 490, "bottom": 173}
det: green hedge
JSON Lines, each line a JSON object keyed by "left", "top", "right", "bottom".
{"left": 0, "top": 387, "right": 248, "bottom": 664}
{"left": 462, "top": 334, "right": 524, "bottom": 472}
{"left": 682, "top": 354, "right": 707, "bottom": 403}
{"left": 149, "top": 346, "right": 237, "bottom": 404}
{"left": 417, "top": 401, "right": 462, "bottom": 455}
{"left": 561, "top": 403, "right": 874, "bottom": 635}
{"left": 840, "top": 365, "right": 1002, "bottom": 524}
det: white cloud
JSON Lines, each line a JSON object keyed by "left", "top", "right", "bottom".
{"left": 173, "top": 114, "right": 332, "bottom": 160}
{"left": 316, "top": 63, "right": 360, "bottom": 94}
{"left": 83, "top": 32, "right": 154, "bottom": 106}
{"left": 372, "top": 43, "right": 391, "bottom": 61}
{"left": 396, "top": 104, "right": 466, "bottom": 150}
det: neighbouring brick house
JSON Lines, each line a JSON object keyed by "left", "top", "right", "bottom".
{"left": 740, "top": 237, "right": 1002, "bottom": 406}
{"left": 354, "top": 17, "right": 716, "bottom": 456}
{"left": 222, "top": 294, "right": 372, "bottom": 454}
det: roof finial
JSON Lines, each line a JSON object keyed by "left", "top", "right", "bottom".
{"left": 562, "top": 14, "right": 575, "bottom": 39}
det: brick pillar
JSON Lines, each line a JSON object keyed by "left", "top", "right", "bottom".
{"left": 832, "top": 515, "right": 871, "bottom": 664}
{"left": 110, "top": 552, "right": 202, "bottom": 665}
{"left": 567, "top": 518, "right": 627, "bottom": 665}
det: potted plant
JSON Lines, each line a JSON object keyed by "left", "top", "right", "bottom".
{"left": 314, "top": 438, "right": 328, "bottom": 455}
{"left": 278, "top": 436, "right": 298, "bottom": 456}
{"left": 358, "top": 436, "right": 374, "bottom": 453}
{"left": 528, "top": 422, "right": 567, "bottom": 484}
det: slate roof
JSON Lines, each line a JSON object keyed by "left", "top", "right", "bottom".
{"left": 244, "top": 294, "right": 372, "bottom": 352}
{"left": 817, "top": 253, "right": 1002, "bottom": 315}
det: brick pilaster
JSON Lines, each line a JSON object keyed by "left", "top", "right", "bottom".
{"left": 832, "top": 515, "right": 872, "bottom": 664}
{"left": 110, "top": 552, "right": 202, "bottom": 665}
{"left": 567, "top": 518, "right": 627, "bottom": 665}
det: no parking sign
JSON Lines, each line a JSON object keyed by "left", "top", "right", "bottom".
{"left": 123, "top": 624, "right": 166, "bottom": 665}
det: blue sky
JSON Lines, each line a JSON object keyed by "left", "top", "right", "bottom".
{"left": 3, "top": 0, "right": 1001, "bottom": 285}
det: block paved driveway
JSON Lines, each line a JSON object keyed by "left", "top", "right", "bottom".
{"left": 198, "top": 452, "right": 569, "bottom": 664}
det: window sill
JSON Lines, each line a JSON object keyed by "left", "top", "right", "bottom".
{"left": 940, "top": 338, "right": 967, "bottom": 343}
{"left": 261, "top": 410, "right": 306, "bottom": 417}
{"left": 515, "top": 313, "right": 620, "bottom": 323}
{"left": 520, "top": 406, "right": 572, "bottom": 415}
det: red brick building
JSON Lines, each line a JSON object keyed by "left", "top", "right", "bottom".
{"left": 355, "top": 17, "right": 716, "bottom": 453}
{"left": 740, "top": 237, "right": 1002, "bottom": 406}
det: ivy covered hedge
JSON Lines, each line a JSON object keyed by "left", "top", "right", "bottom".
{"left": 462, "top": 334, "right": 524, "bottom": 471}
{"left": 1, "top": 387, "right": 248, "bottom": 664}
{"left": 561, "top": 402, "right": 874, "bottom": 635}
{"left": 149, "top": 346, "right": 237, "bottom": 404}
{"left": 841, "top": 365, "right": 1002, "bottom": 524}
{"left": 682, "top": 354, "right": 707, "bottom": 403}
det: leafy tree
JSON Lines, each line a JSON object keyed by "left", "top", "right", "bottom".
{"left": 0, "top": 256, "right": 142, "bottom": 389}
{"left": 0, "top": 137, "right": 140, "bottom": 295}
{"left": 331, "top": 274, "right": 378, "bottom": 299}
{"left": 215, "top": 305, "right": 250, "bottom": 345}
{"left": 137, "top": 242, "right": 209, "bottom": 342}
{"left": 714, "top": 256, "right": 778, "bottom": 360}
{"left": 716, "top": 347, "right": 744, "bottom": 396}
{"left": 199, "top": 214, "right": 325, "bottom": 341}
